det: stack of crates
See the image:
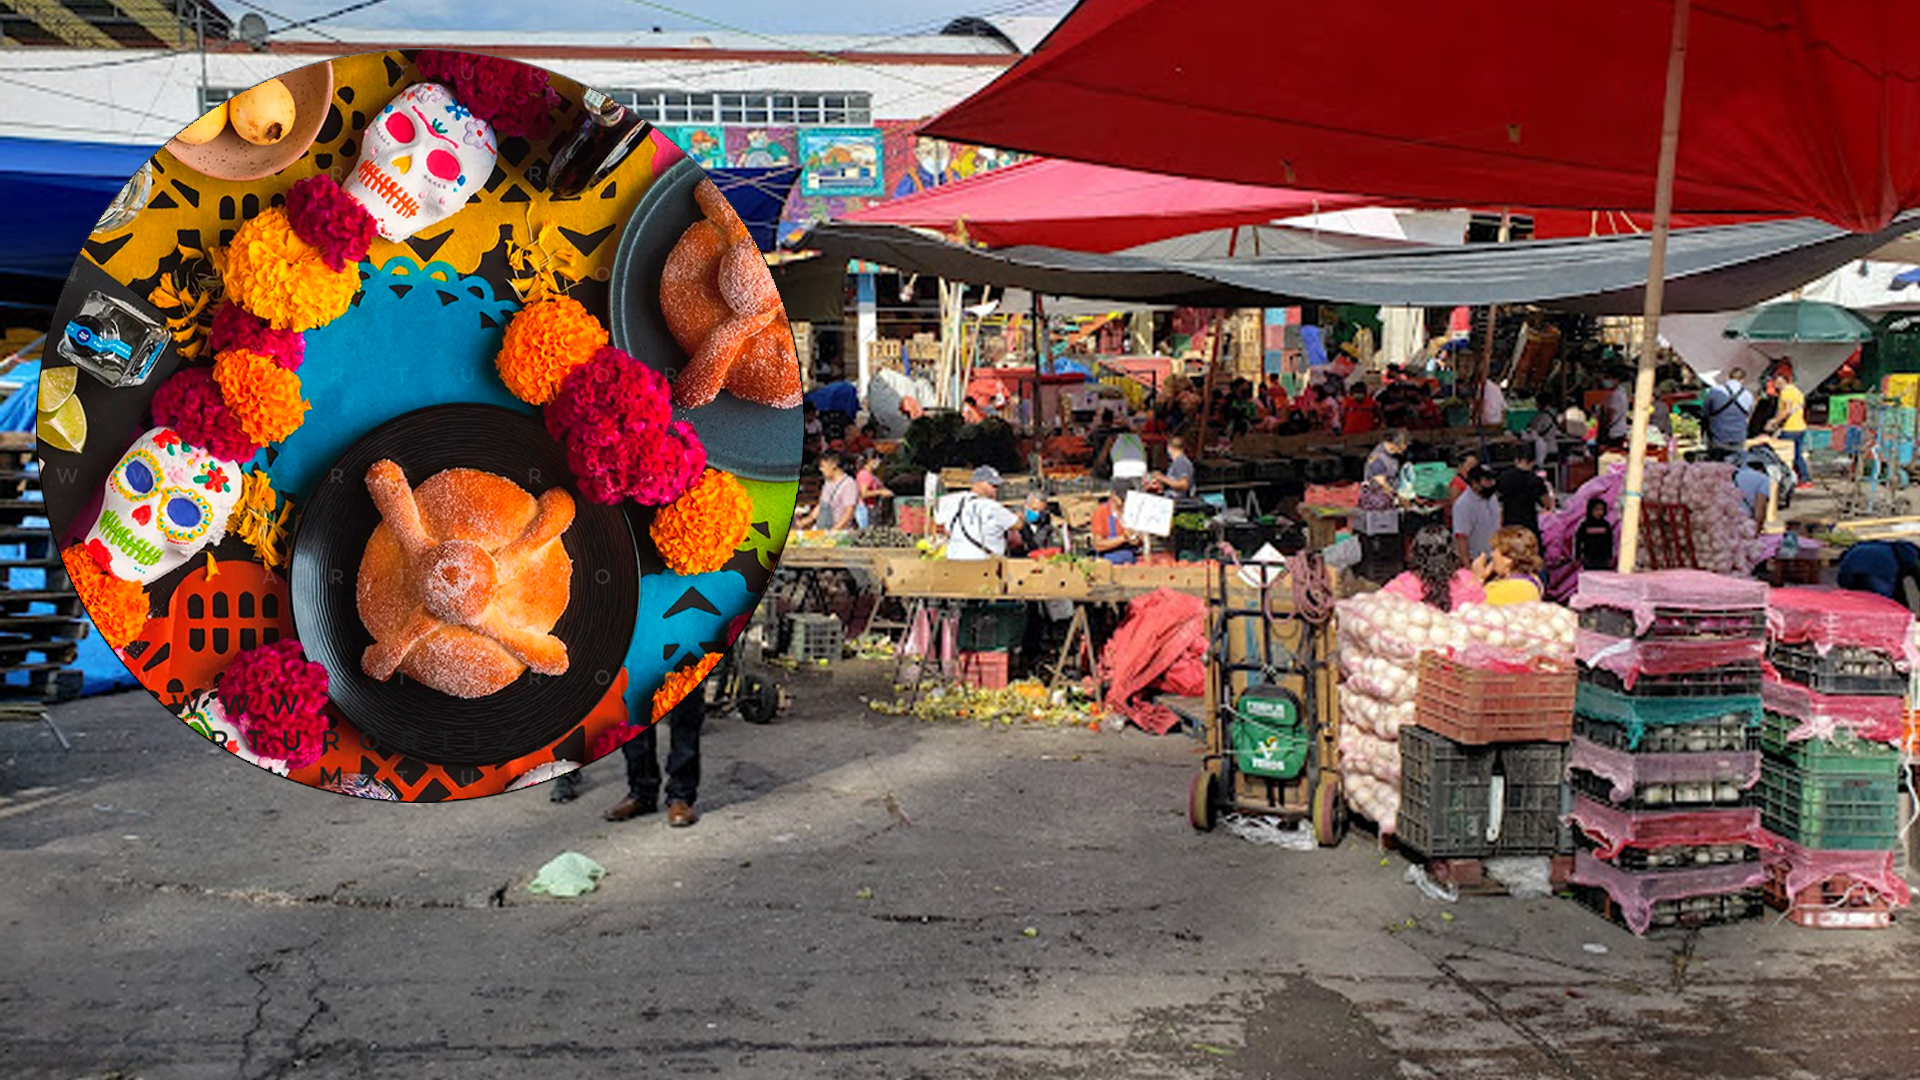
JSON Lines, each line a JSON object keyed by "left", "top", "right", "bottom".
{"left": 956, "top": 601, "right": 1026, "bottom": 690}
{"left": 1566, "top": 571, "right": 1771, "bottom": 935}
{"left": 779, "top": 613, "right": 845, "bottom": 665}
{"left": 0, "top": 430, "right": 85, "bottom": 725}
{"left": 1398, "top": 654, "right": 1575, "bottom": 863}
{"left": 1759, "top": 588, "right": 1913, "bottom": 929}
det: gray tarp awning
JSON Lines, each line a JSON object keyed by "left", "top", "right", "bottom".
{"left": 796, "top": 214, "right": 1920, "bottom": 315}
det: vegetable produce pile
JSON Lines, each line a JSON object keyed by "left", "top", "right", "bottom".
{"left": 850, "top": 526, "right": 915, "bottom": 548}
{"left": 1334, "top": 591, "right": 1577, "bottom": 833}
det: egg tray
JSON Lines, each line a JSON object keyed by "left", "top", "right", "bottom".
{"left": 1766, "top": 642, "right": 1907, "bottom": 699}
{"left": 1569, "top": 766, "right": 1753, "bottom": 812}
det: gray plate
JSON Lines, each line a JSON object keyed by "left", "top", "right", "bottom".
{"left": 607, "top": 157, "right": 803, "bottom": 482}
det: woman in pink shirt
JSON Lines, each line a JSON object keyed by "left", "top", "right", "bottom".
{"left": 1382, "top": 525, "right": 1485, "bottom": 609}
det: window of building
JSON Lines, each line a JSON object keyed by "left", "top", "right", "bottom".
{"left": 199, "top": 87, "right": 245, "bottom": 113}
{"left": 608, "top": 90, "right": 871, "bottom": 126}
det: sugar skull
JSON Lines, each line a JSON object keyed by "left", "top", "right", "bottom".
{"left": 343, "top": 82, "right": 499, "bottom": 242}
{"left": 176, "top": 690, "right": 290, "bottom": 776}
{"left": 84, "top": 427, "right": 243, "bottom": 586}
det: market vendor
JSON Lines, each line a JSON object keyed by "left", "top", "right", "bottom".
{"left": 1495, "top": 461, "right": 1553, "bottom": 543}
{"left": 854, "top": 449, "right": 889, "bottom": 529}
{"left": 1733, "top": 452, "right": 1773, "bottom": 523}
{"left": 1382, "top": 525, "right": 1485, "bottom": 610}
{"left": 1837, "top": 540, "right": 1920, "bottom": 606}
{"left": 1341, "top": 381, "right": 1379, "bottom": 436}
{"left": 1452, "top": 465, "right": 1502, "bottom": 562}
{"left": 1362, "top": 429, "right": 1410, "bottom": 508}
{"left": 1702, "top": 367, "right": 1755, "bottom": 458}
{"left": 1013, "top": 493, "right": 1065, "bottom": 554}
{"left": 1448, "top": 449, "right": 1481, "bottom": 502}
{"left": 795, "top": 452, "right": 860, "bottom": 531}
{"left": 1600, "top": 368, "right": 1632, "bottom": 449}
{"left": 1091, "top": 478, "right": 1144, "bottom": 564}
{"left": 938, "top": 466, "right": 1020, "bottom": 560}
{"left": 1763, "top": 367, "right": 1811, "bottom": 488}
{"left": 1473, "top": 525, "right": 1545, "bottom": 605}
{"left": 1145, "top": 435, "right": 1196, "bottom": 497}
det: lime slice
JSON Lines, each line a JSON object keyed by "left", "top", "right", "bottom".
{"left": 38, "top": 366, "right": 77, "bottom": 413}
{"left": 39, "top": 395, "right": 87, "bottom": 454}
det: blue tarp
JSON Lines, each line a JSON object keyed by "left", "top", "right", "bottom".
{"left": 803, "top": 381, "right": 860, "bottom": 417}
{"left": 0, "top": 136, "right": 153, "bottom": 281}
{"left": 707, "top": 166, "right": 802, "bottom": 255}
{"left": 0, "top": 363, "right": 138, "bottom": 696}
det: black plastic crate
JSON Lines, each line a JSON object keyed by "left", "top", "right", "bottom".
{"left": 1573, "top": 830, "right": 1759, "bottom": 871}
{"left": 1767, "top": 642, "right": 1907, "bottom": 698}
{"left": 1569, "top": 766, "right": 1750, "bottom": 811}
{"left": 1396, "top": 726, "right": 1568, "bottom": 859}
{"left": 1579, "top": 605, "right": 1767, "bottom": 641}
{"left": 1573, "top": 713, "right": 1756, "bottom": 755}
{"left": 1572, "top": 884, "right": 1764, "bottom": 934}
{"left": 956, "top": 602, "right": 1027, "bottom": 653}
{"left": 1579, "top": 663, "right": 1763, "bottom": 699}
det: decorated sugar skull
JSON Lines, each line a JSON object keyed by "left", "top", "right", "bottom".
{"left": 344, "top": 82, "right": 498, "bottom": 242}
{"left": 84, "top": 427, "right": 243, "bottom": 585}
{"left": 176, "top": 690, "right": 290, "bottom": 776}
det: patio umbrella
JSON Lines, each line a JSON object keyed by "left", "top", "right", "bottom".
{"left": 1723, "top": 300, "right": 1876, "bottom": 343}
{"left": 926, "top": 0, "right": 1920, "bottom": 571}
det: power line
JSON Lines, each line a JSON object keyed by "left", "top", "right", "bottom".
{"left": 0, "top": 72, "right": 191, "bottom": 127}
{"left": 263, "top": 0, "right": 392, "bottom": 38}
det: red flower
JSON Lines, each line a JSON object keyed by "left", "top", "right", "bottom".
{"left": 85, "top": 538, "right": 113, "bottom": 571}
{"left": 152, "top": 429, "right": 183, "bottom": 451}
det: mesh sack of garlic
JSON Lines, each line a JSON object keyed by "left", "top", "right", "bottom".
{"left": 1634, "top": 460, "right": 1770, "bottom": 576}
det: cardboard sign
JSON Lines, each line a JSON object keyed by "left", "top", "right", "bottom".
{"left": 1121, "top": 491, "right": 1175, "bottom": 537}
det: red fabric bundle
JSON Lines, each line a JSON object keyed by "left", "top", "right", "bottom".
{"left": 1099, "top": 587, "right": 1206, "bottom": 734}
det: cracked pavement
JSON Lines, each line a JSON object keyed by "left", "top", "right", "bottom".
{"left": 3, "top": 660, "right": 1918, "bottom": 1079}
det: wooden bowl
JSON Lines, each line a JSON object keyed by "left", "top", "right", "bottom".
{"left": 164, "top": 60, "right": 334, "bottom": 182}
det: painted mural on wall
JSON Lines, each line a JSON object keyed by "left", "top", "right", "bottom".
{"left": 768, "top": 120, "right": 1027, "bottom": 247}
{"left": 726, "top": 126, "right": 797, "bottom": 168}
{"left": 659, "top": 125, "right": 726, "bottom": 169}
{"left": 798, "top": 128, "right": 887, "bottom": 197}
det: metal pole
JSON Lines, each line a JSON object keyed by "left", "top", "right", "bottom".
{"left": 1618, "top": 0, "right": 1692, "bottom": 574}
{"left": 1196, "top": 226, "right": 1240, "bottom": 453}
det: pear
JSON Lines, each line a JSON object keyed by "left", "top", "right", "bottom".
{"left": 229, "top": 79, "right": 297, "bottom": 146}
{"left": 176, "top": 101, "right": 229, "bottom": 146}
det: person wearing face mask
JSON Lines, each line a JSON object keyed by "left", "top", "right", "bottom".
{"left": 1014, "top": 492, "right": 1065, "bottom": 554}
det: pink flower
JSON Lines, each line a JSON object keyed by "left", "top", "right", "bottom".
{"left": 207, "top": 301, "right": 305, "bottom": 371}
{"left": 220, "top": 640, "right": 330, "bottom": 769}
{"left": 284, "top": 174, "right": 377, "bottom": 272}
{"left": 149, "top": 367, "right": 260, "bottom": 462}
{"left": 543, "top": 347, "right": 704, "bottom": 506}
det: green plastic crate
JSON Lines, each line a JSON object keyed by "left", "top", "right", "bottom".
{"left": 1573, "top": 685, "right": 1761, "bottom": 751}
{"left": 1400, "top": 461, "right": 1455, "bottom": 502}
{"left": 958, "top": 601, "right": 1027, "bottom": 653}
{"left": 1759, "top": 712, "right": 1902, "bottom": 777}
{"left": 1504, "top": 406, "right": 1540, "bottom": 434}
{"left": 1759, "top": 759, "right": 1901, "bottom": 851}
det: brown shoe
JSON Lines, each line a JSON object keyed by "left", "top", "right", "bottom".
{"left": 604, "top": 796, "right": 656, "bottom": 822}
{"left": 666, "top": 801, "right": 699, "bottom": 828}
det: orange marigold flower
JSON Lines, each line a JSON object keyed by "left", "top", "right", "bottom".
{"left": 63, "top": 545, "right": 149, "bottom": 648}
{"left": 221, "top": 207, "right": 358, "bottom": 332}
{"left": 495, "top": 296, "right": 609, "bottom": 405}
{"left": 214, "top": 348, "right": 311, "bottom": 445}
{"left": 652, "top": 652, "right": 722, "bottom": 721}
{"left": 650, "top": 469, "right": 752, "bottom": 576}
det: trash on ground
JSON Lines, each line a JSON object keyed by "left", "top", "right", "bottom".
{"left": 527, "top": 852, "right": 607, "bottom": 897}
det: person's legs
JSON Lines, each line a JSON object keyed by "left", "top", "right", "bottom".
{"left": 604, "top": 723, "right": 659, "bottom": 821}
{"left": 1788, "top": 431, "right": 1809, "bottom": 483}
{"left": 662, "top": 688, "right": 705, "bottom": 825}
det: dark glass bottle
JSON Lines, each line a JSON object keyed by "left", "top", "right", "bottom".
{"left": 548, "top": 89, "right": 651, "bottom": 198}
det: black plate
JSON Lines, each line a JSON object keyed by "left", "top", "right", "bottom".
{"left": 608, "top": 156, "right": 803, "bottom": 482}
{"left": 289, "top": 404, "right": 638, "bottom": 766}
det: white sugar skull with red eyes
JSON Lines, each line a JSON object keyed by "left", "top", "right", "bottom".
{"left": 343, "top": 82, "right": 498, "bottom": 242}
{"left": 83, "top": 427, "right": 242, "bottom": 586}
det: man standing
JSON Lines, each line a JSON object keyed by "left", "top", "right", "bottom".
{"left": 1602, "top": 370, "right": 1632, "bottom": 449}
{"left": 1495, "top": 460, "right": 1553, "bottom": 542}
{"left": 605, "top": 682, "right": 705, "bottom": 828}
{"left": 1452, "top": 465, "right": 1502, "bottom": 562}
{"left": 1702, "top": 368, "right": 1755, "bottom": 458}
{"left": 1766, "top": 368, "right": 1811, "bottom": 488}
{"left": 939, "top": 466, "right": 1020, "bottom": 560}
{"left": 1147, "top": 435, "right": 1196, "bottom": 497}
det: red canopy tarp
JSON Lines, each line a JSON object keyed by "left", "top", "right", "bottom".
{"left": 841, "top": 157, "right": 1377, "bottom": 252}
{"left": 926, "top": 0, "right": 1920, "bottom": 233}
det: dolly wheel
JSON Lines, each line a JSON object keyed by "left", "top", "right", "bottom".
{"left": 738, "top": 676, "right": 778, "bottom": 725}
{"left": 1188, "top": 771, "right": 1219, "bottom": 832}
{"left": 1312, "top": 776, "right": 1347, "bottom": 847}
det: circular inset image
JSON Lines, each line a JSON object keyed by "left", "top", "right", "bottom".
{"left": 38, "top": 51, "right": 801, "bottom": 801}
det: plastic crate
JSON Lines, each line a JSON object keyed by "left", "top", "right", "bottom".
{"left": 781, "top": 613, "right": 844, "bottom": 664}
{"left": 1580, "top": 663, "right": 1762, "bottom": 699}
{"left": 1759, "top": 760, "right": 1901, "bottom": 851}
{"left": 1579, "top": 605, "right": 1768, "bottom": 641}
{"left": 956, "top": 650, "right": 1011, "bottom": 690}
{"left": 957, "top": 601, "right": 1028, "bottom": 653}
{"left": 895, "top": 497, "right": 929, "bottom": 534}
{"left": 1571, "top": 884, "right": 1764, "bottom": 935}
{"left": 1759, "top": 711, "right": 1903, "bottom": 777}
{"left": 1573, "top": 683, "right": 1762, "bottom": 748}
{"left": 1573, "top": 713, "right": 1755, "bottom": 755}
{"left": 1355, "top": 510, "right": 1401, "bottom": 536}
{"left": 1761, "top": 556, "right": 1823, "bottom": 588}
{"left": 1568, "top": 766, "right": 1750, "bottom": 811}
{"left": 1762, "top": 861, "right": 1898, "bottom": 929}
{"left": 1415, "top": 652, "right": 1576, "bottom": 745}
{"left": 1767, "top": 642, "right": 1906, "bottom": 698}
{"left": 1573, "top": 830, "right": 1758, "bottom": 871}
{"left": 1395, "top": 726, "right": 1568, "bottom": 859}
{"left": 1401, "top": 461, "right": 1455, "bottom": 502}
